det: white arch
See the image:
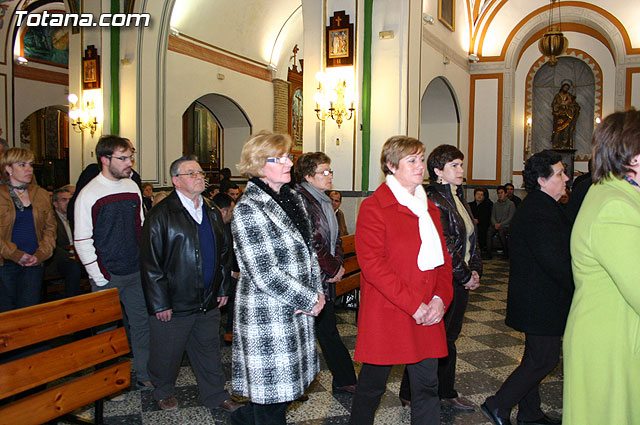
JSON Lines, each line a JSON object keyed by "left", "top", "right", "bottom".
{"left": 420, "top": 76, "right": 461, "bottom": 154}
{"left": 502, "top": 7, "right": 626, "bottom": 69}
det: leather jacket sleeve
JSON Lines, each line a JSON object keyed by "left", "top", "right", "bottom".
{"left": 140, "top": 209, "right": 172, "bottom": 313}
{"left": 427, "top": 185, "right": 482, "bottom": 285}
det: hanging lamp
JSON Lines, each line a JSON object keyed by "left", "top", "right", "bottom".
{"left": 538, "top": 0, "right": 568, "bottom": 66}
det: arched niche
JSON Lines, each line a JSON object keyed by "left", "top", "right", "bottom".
{"left": 182, "top": 94, "right": 251, "bottom": 180}
{"left": 531, "top": 57, "right": 595, "bottom": 157}
{"left": 420, "top": 77, "right": 460, "bottom": 156}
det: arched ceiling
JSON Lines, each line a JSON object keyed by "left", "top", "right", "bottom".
{"left": 466, "top": 0, "right": 639, "bottom": 59}
{"left": 170, "top": 0, "right": 301, "bottom": 66}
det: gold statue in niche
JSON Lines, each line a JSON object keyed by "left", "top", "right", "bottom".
{"left": 551, "top": 81, "right": 580, "bottom": 149}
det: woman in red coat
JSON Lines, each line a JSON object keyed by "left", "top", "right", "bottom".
{"left": 350, "top": 136, "right": 453, "bottom": 425}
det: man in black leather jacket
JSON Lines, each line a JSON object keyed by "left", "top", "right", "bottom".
{"left": 141, "top": 156, "right": 241, "bottom": 413}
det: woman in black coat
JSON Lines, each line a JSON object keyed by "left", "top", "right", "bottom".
{"left": 481, "top": 150, "right": 573, "bottom": 425}
{"left": 399, "top": 144, "right": 482, "bottom": 411}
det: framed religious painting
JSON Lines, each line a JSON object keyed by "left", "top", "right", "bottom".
{"left": 325, "top": 11, "right": 354, "bottom": 68}
{"left": 82, "top": 45, "right": 100, "bottom": 89}
{"left": 439, "top": 0, "right": 455, "bottom": 32}
{"left": 288, "top": 52, "right": 304, "bottom": 152}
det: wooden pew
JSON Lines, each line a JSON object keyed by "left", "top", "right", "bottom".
{"left": 0, "top": 289, "right": 131, "bottom": 425}
{"left": 335, "top": 234, "right": 360, "bottom": 317}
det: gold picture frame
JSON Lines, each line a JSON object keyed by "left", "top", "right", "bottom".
{"left": 325, "top": 11, "right": 354, "bottom": 68}
{"left": 438, "top": 0, "right": 455, "bottom": 32}
{"left": 82, "top": 45, "right": 100, "bottom": 89}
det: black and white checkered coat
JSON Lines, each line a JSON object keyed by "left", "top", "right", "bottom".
{"left": 231, "top": 181, "right": 322, "bottom": 404}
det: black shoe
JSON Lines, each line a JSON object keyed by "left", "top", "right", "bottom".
{"left": 333, "top": 384, "right": 356, "bottom": 394}
{"left": 442, "top": 396, "right": 475, "bottom": 411}
{"left": 517, "top": 414, "right": 561, "bottom": 425}
{"left": 481, "top": 402, "right": 512, "bottom": 425}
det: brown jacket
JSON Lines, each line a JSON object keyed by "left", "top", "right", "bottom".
{"left": 0, "top": 184, "right": 57, "bottom": 266}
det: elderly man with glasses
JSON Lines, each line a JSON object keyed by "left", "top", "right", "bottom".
{"left": 140, "top": 155, "right": 242, "bottom": 413}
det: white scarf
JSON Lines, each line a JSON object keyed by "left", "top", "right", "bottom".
{"left": 385, "top": 175, "right": 445, "bottom": 271}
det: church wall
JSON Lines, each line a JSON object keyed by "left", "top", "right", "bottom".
{"left": 469, "top": 74, "right": 501, "bottom": 185}
{"left": 164, "top": 50, "right": 273, "bottom": 184}
{"left": 366, "top": 0, "right": 410, "bottom": 188}
{"left": 630, "top": 71, "right": 640, "bottom": 109}
{"left": 420, "top": 42, "right": 470, "bottom": 163}
{"left": 421, "top": 0, "right": 471, "bottom": 54}
{"left": 13, "top": 77, "right": 67, "bottom": 136}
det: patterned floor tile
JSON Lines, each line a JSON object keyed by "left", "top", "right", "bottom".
{"left": 54, "top": 258, "right": 563, "bottom": 424}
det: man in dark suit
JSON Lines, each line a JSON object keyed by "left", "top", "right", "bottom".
{"left": 482, "top": 151, "right": 572, "bottom": 425}
{"left": 46, "top": 187, "right": 84, "bottom": 297}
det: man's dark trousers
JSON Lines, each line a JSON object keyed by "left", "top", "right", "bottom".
{"left": 148, "top": 308, "right": 228, "bottom": 408}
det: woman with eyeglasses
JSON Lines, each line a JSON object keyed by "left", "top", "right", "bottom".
{"left": 230, "top": 131, "right": 325, "bottom": 425}
{"left": 0, "top": 148, "right": 56, "bottom": 312}
{"left": 350, "top": 136, "right": 452, "bottom": 425}
{"left": 294, "top": 152, "right": 357, "bottom": 395}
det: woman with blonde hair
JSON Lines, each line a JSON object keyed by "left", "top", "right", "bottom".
{"left": 0, "top": 147, "right": 56, "bottom": 312}
{"left": 230, "top": 131, "right": 324, "bottom": 425}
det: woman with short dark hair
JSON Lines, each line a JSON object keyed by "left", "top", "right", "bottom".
{"left": 563, "top": 109, "right": 640, "bottom": 425}
{"left": 482, "top": 149, "right": 571, "bottom": 425}
{"left": 399, "top": 144, "right": 481, "bottom": 411}
{"left": 294, "top": 152, "right": 357, "bottom": 394}
{"left": 0, "top": 148, "right": 56, "bottom": 312}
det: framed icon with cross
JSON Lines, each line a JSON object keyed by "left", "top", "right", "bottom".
{"left": 325, "top": 11, "right": 354, "bottom": 68}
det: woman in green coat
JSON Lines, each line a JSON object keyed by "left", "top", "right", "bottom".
{"left": 564, "top": 109, "right": 640, "bottom": 425}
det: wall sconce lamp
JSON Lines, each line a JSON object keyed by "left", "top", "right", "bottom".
{"left": 314, "top": 72, "right": 356, "bottom": 129}
{"left": 423, "top": 13, "right": 435, "bottom": 24}
{"left": 68, "top": 93, "right": 98, "bottom": 136}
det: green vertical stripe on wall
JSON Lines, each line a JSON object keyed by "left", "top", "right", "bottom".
{"left": 361, "top": 0, "right": 373, "bottom": 191}
{"left": 110, "top": 0, "right": 120, "bottom": 134}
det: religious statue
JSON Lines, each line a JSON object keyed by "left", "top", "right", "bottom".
{"left": 551, "top": 82, "right": 580, "bottom": 149}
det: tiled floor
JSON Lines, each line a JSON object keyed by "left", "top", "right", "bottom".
{"left": 59, "top": 258, "right": 563, "bottom": 424}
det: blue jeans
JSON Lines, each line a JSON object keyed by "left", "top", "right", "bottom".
{"left": 0, "top": 261, "right": 43, "bottom": 312}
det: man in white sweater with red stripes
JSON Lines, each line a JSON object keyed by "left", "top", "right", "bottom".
{"left": 74, "top": 134, "right": 151, "bottom": 390}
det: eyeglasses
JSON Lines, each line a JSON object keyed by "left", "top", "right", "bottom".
{"left": 107, "top": 154, "right": 135, "bottom": 162}
{"left": 266, "top": 154, "right": 294, "bottom": 164}
{"left": 176, "top": 170, "right": 207, "bottom": 178}
{"left": 315, "top": 169, "right": 334, "bottom": 176}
